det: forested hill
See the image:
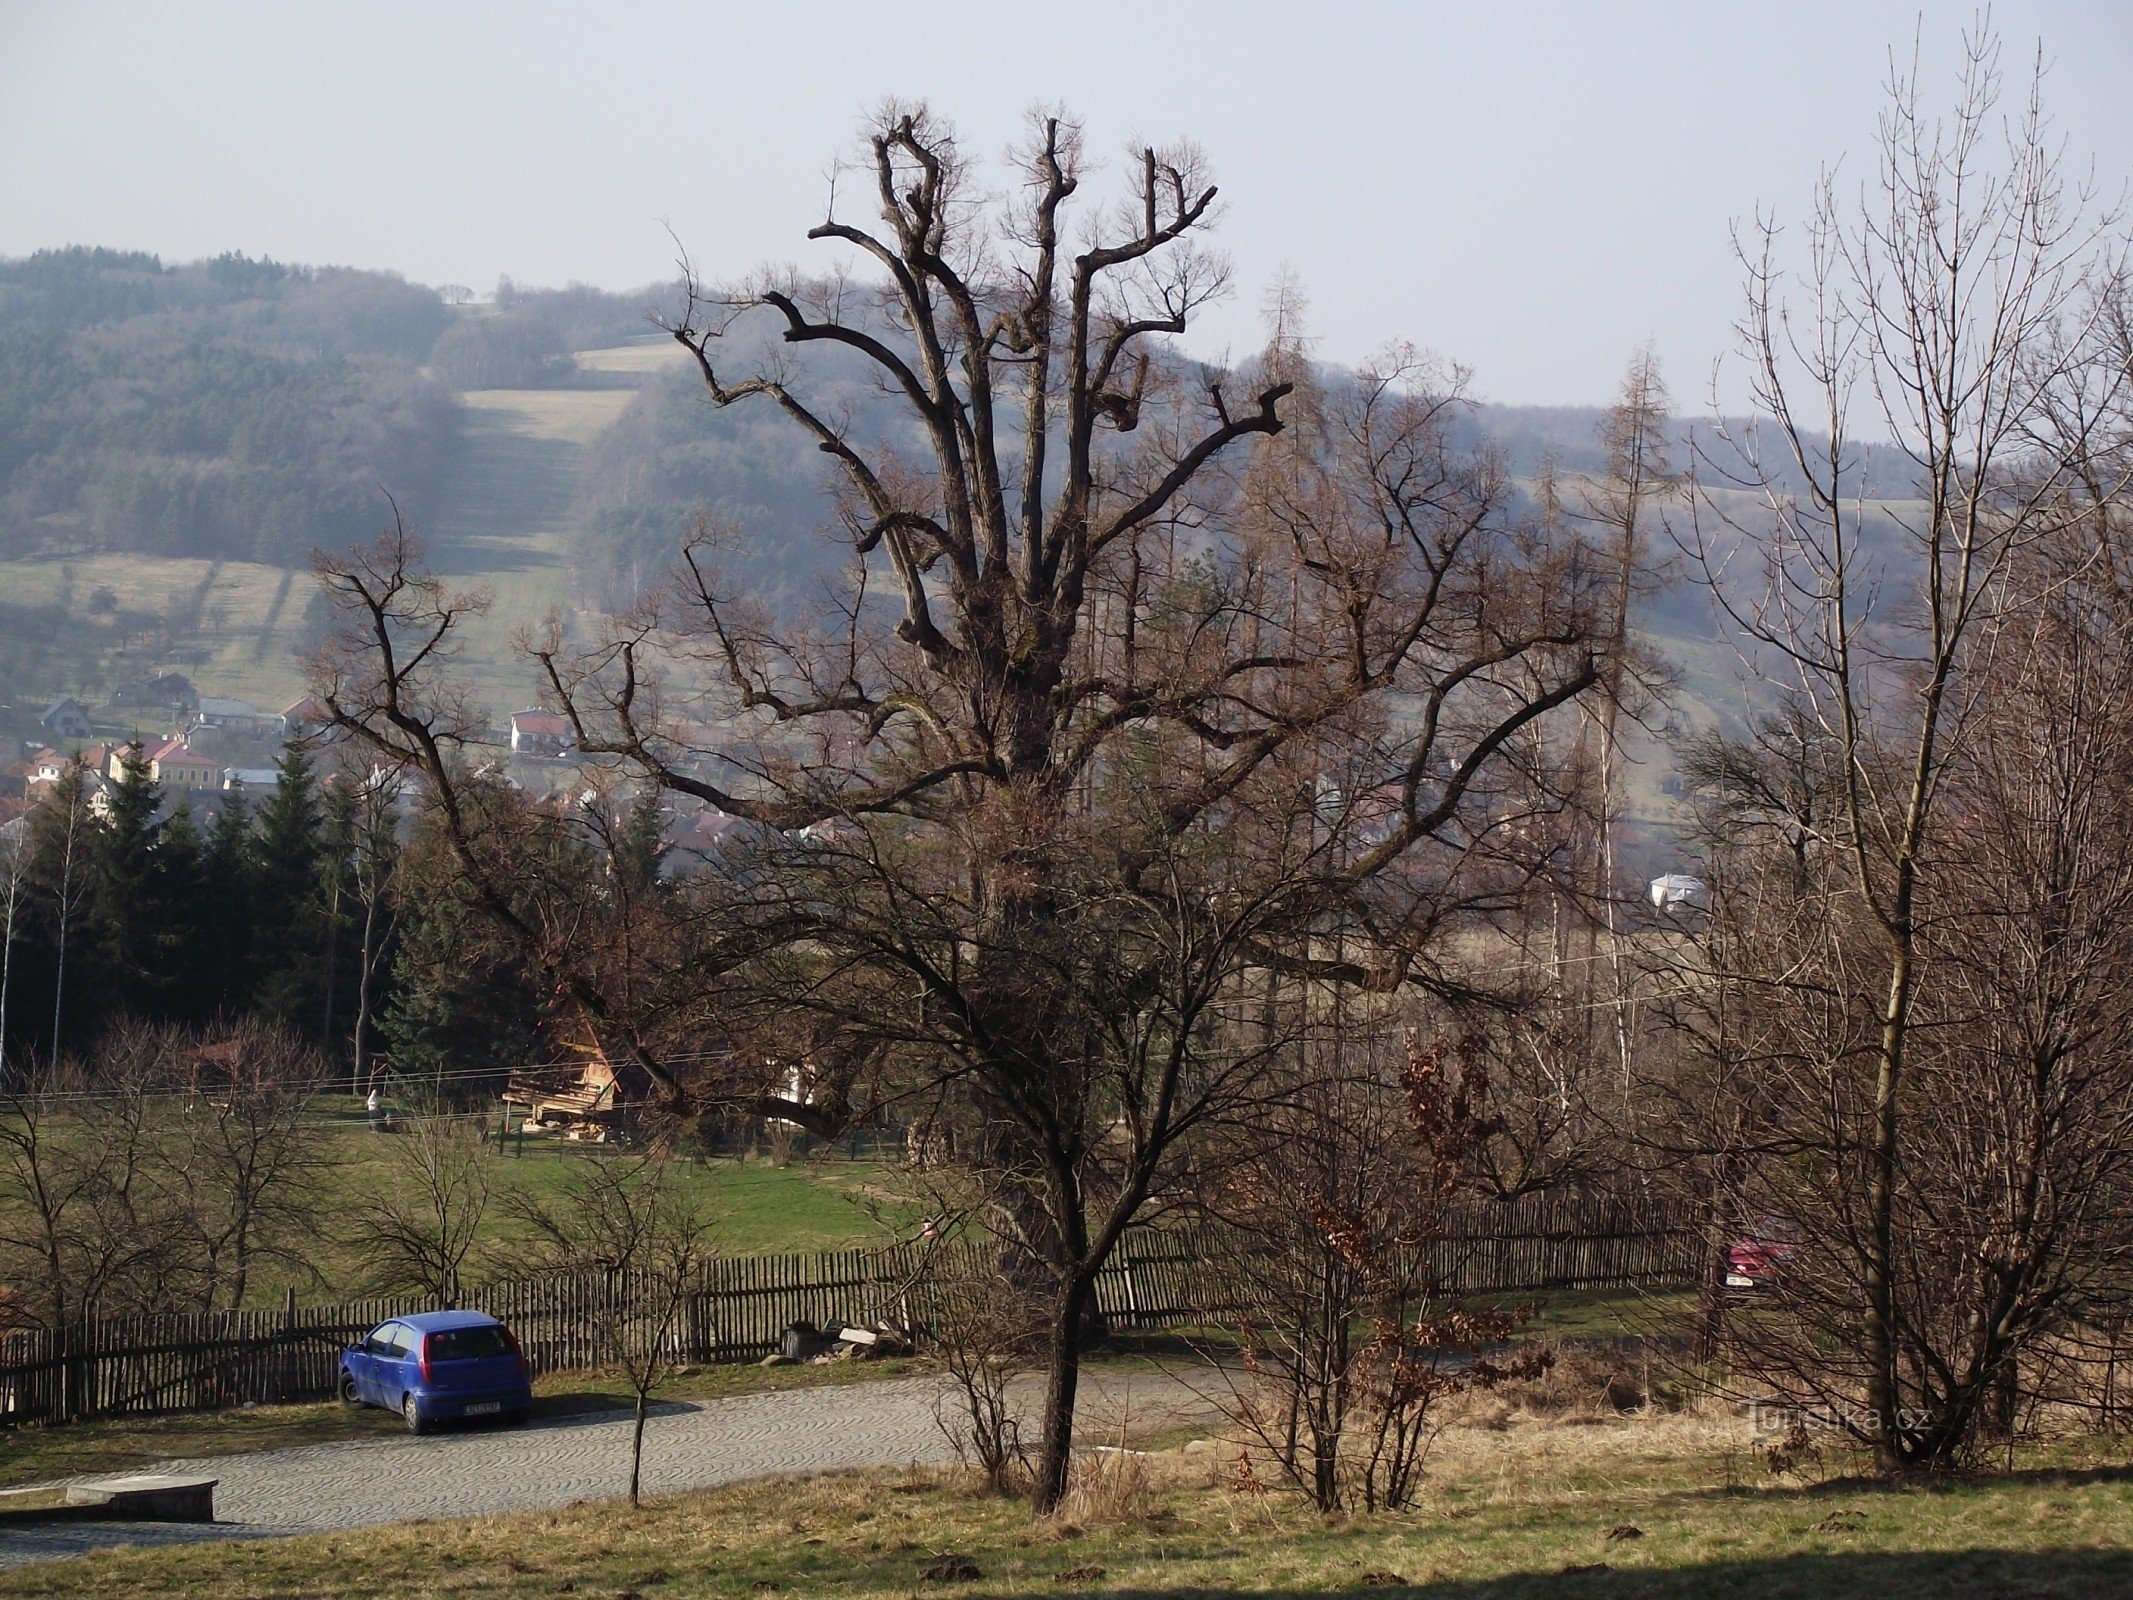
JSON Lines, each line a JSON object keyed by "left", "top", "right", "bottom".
{"left": 0, "top": 248, "right": 468, "bottom": 565}
{"left": 0, "top": 244, "right": 1805, "bottom": 591}
{"left": 0, "top": 247, "right": 1831, "bottom": 724}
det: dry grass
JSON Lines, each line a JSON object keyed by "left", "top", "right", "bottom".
{"left": 5, "top": 1397, "right": 2130, "bottom": 1598}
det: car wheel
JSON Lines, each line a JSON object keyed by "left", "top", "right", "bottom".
{"left": 338, "top": 1372, "right": 362, "bottom": 1410}
{"left": 402, "top": 1392, "right": 429, "bottom": 1435}
{"left": 503, "top": 1407, "right": 531, "bottom": 1427}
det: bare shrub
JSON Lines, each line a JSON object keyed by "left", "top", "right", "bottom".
{"left": 1206, "top": 1027, "right": 1550, "bottom": 1511}
{"left": 354, "top": 1100, "right": 492, "bottom": 1305}
{"left": 928, "top": 1267, "right": 1041, "bottom": 1494}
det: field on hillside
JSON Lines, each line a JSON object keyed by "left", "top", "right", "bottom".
{"left": 573, "top": 339, "right": 690, "bottom": 376}
{"left": 420, "top": 385, "right": 639, "bottom": 715}
{"left": 0, "top": 555, "right": 311, "bottom": 714}
{"left": 0, "top": 371, "right": 1858, "bottom": 850}
{"left": 0, "top": 348, "right": 668, "bottom": 728}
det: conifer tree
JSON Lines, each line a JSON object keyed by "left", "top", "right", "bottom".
{"left": 91, "top": 745, "right": 163, "bottom": 1019}
{"left": 379, "top": 808, "right": 539, "bottom": 1091}
{"left": 201, "top": 785, "right": 257, "bottom": 1016}
{"left": 610, "top": 790, "right": 667, "bottom": 896}
{"left": 150, "top": 802, "right": 214, "bottom": 1027}
{"left": 249, "top": 746, "right": 326, "bottom": 1028}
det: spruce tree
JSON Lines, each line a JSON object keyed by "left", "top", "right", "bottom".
{"left": 202, "top": 784, "right": 257, "bottom": 1015}
{"left": 379, "top": 808, "right": 539, "bottom": 1092}
{"left": 249, "top": 745, "right": 326, "bottom": 1029}
{"left": 150, "top": 801, "right": 214, "bottom": 1027}
{"left": 379, "top": 892, "right": 539, "bottom": 1089}
{"left": 92, "top": 745, "right": 163, "bottom": 1019}
{"left": 611, "top": 789, "right": 668, "bottom": 896}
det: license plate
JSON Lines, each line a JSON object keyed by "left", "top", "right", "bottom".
{"left": 1725, "top": 1274, "right": 1754, "bottom": 1288}
{"left": 465, "top": 1401, "right": 501, "bottom": 1415}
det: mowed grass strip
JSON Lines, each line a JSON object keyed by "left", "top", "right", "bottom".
{"left": 3, "top": 1415, "right": 2130, "bottom": 1598}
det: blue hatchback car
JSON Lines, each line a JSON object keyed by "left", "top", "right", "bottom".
{"left": 339, "top": 1310, "right": 533, "bottom": 1433}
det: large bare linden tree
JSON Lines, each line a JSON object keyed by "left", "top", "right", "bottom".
{"left": 315, "top": 107, "right": 1613, "bottom": 1509}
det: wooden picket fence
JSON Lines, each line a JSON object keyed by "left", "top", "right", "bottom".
{"left": 0, "top": 1192, "right": 1699, "bottom": 1426}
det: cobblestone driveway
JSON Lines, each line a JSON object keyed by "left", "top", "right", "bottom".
{"left": 2, "top": 1368, "right": 1220, "bottom": 1569}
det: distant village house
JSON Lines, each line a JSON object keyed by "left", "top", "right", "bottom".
{"left": 278, "top": 696, "right": 327, "bottom": 743}
{"left": 509, "top": 711, "right": 574, "bottom": 758}
{"left": 144, "top": 736, "right": 217, "bottom": 792}
{"left": 38, "top": 698, "right": 93, "bottom": 741}
{"left": 113, "top": 672, "right": 197, "bottom": 717}
{"left": 190, "top": 697, "right": 267, "bottom": 735}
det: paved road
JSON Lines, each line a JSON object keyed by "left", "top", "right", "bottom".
{"left": 0, "top": 1368, "right": 1221, "bottom": 1570}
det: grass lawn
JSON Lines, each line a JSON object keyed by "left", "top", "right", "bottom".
{"left": 1469, "top": 1287, "right": 1696, "bottom": 1345}
{"left": 3, "top": 1407, "right": 2129, "bottom": 1598}
{"left": 228, "top": 1107, "right": 917, "bottom": 1306}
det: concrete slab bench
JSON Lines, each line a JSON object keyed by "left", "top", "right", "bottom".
{"left": 62, "top": 1474, "right": 217, "bottom": 1522}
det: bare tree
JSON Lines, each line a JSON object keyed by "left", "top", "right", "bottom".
{"left": 1679, "top": 27, "right": 2131, "bottom": 1465}
{"left": 514, "top": 1153, "right": 713, "bottom": 1507}
{"left": 170, "top": 1019, "right": 334, "bottom": 1312}
{"left": 0, "top": 819, "right": 25, "bottom": 1061}
{"left": 354, "top": 1101, "right": 492, "bottom": 1307}
{"left": 313, "top": 108, "right": 1613, "bottom": 1511}
{"left": 0, "top": 1028, "right": 191, "bottom": 1331}
{"left": 1579, "top": 350, "right": 1678, "bottom": 1089}
{"left": 347, "top": 768, "right": 401, "bottom": 1098}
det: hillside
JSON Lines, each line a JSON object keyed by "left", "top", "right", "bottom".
{"left": 0, "top": 340, "right": 681, "bottom": 725}
{"left": 426, "top": 378, "right": 654, "bottom": 709}
{"left": 0, "top": 248, "right": 673, "bottom": 723}
{"left": 0, "top": 250, "right": 1891, "bottom": 853}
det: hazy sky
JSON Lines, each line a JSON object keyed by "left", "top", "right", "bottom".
{"left": 4, "top": 1, "right": 2131, "bottom": 408}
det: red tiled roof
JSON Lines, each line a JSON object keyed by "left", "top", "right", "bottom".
{"left": 511, "top": 712, "right": 572, "bottom": 737}
{"left": 145, "top": 737, "right": 212, "bottom": 766}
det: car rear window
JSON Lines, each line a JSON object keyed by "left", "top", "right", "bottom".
{"left": 428, "top": 1325, "right": 511, "bottom": 1361}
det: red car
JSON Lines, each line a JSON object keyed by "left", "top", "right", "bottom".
{"left": 1725, "top": 1216, "right": 1801, "bottom": 1292}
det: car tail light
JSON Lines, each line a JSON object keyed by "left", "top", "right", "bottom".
{"left": 504, "top": 1327, "right": 527, "bottom": 1377}
{"left": 418, "top": 1334, "right": 434, "bottom": 1386}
